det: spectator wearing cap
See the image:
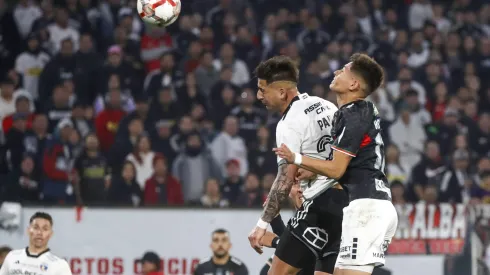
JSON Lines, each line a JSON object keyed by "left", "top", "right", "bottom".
{"left": 99, "top": 45, "right": 140, "bottom": 96}
{"left": 74, "top": 133, "right": 110, "bottom": 204}
{"left": 141, "top": 251, "right": 163, "bottom": 275}
{"left": 172, "top": 132, "right": 222, "bottom": 202}
{"left": 2, "top": 94, "right": 35, "bottom": 134}
{"left": 4, "top": 154, "right": 40, "bottom": 202}
{"left": 38, "top": 38, "right": 77, "bottom": 105}
{"left": 211, "top": 116, "right": 248, "bottom": 177}
{"left": 4, "top": 112, "right": 28, "bottom": 171}
{"left": 143, "top": 154, "right": 184, "bottom": 206}
{"left": 42, "top": 118, "right": 78, "bottom": 203}
{"left": 46, "top": 7, "right": 79, "bottom": 54}
{"left": 212, "top": 43, "right": 250, "bottom": 87}
{"left": 42, "top": 84, "right": 72, "bottom": 132}
{"left": 0, "top": 78, "right": 17, "bottom": 120}
{"left": 14, "top": 32, "right": 50, "bottom": 100}
{"left": 95, "top": 89, "right": 126, "bottom": 152}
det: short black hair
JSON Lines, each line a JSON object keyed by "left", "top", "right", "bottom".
{"left": 254, "top": 56, "right": 299, "bottom": 84}
{"left": 0, "top": 246, "right": 12, "bottom": 255}
{"left": 349, "top": 53, "right": 384, "bottom": 96}
{"left": 29, "top": 212, "right": 53, "bottom": 226}
{"left": 212, "top": 228, "right": 229, "bottom": 236}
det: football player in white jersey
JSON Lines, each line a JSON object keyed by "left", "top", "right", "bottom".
{"left": 0, "top": 212, "right": 72, "bottom": 275}
{"left": 248, "top": 56, "right": 349, "bottom": 275}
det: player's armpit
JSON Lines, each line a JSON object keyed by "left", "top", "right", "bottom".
{"left": 299, "top": 150, "right": 352, "bottom": 180}
{"left": 261, "top": 163, "right": 298, "bottom": 223}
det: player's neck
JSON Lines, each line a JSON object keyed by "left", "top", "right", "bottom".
{"left": 212, "top": 254, "right": 230, "bottom": 265}
{"left": 27, "top": 245, "right": 48, "bottom": 255}
{"left": 280, "top": 90, "right": 300, "bottom": 114}
{"left": 336, "top": 93, "right": 364, "bottom": 108}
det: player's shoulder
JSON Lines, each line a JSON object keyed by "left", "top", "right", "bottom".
{"left": 338, "top": 100, "right": 375, "bottom": 117}
{"left": 198, "top": 257, "right": 212, "bottom": 265}
{"left": 44, "top": 251, "right": 65, "bottom": 263}
{"left": 5, "top": 248, "right": 24, "bottom": 259}
{"left": 230, "top": 256, "right": 245, "bottom": 267}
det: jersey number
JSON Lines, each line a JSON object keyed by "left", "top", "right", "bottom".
{"left": 317, "top": 135, "right": 333, "bottom": 160}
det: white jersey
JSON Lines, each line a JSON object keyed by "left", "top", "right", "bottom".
{"left": 276, "top": 93, "right": 338, "bottom": 199}
{"left": 0, "top": 248, "right": 72, "bottom": 275}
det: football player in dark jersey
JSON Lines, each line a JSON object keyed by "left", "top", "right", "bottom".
{"left": 274, "top": 53, "right": 398, "bottom": 275}
{"left": 193, "top": 229, "right": 248, "bottom": 275}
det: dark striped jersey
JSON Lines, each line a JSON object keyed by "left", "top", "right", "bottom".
{"left": 193, "top": 256, "right": 248, "bottom": 275}
{"left": 330, "top": 100, "right": 391, "bottom": 202}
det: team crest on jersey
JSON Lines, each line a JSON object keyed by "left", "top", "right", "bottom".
{"left": 40, "top": 263, "right": 48, "bottom": 271}
{"left": 316, "top": 135, "right": 332, "bottom": 153}
{"left": 380, "top": 240, "right": 389, "bottom": 252}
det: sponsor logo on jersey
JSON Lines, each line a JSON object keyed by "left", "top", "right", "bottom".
{"left": 304, "top": 102, "right": 322, "bottom": 114}
{"left": 40, "top": 263, "right": 48, "bottom": 271}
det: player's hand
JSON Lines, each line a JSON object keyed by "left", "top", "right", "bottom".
{"left": 248, "top": 226, "right": 266, "bottom": 254}
{"left": 273, "top": 144, "right": 294, "bottom": 164}
{"left": 296, "top": 168, "right": 316, "bottom": 181}
{"left": 259, "top": 231, "right": 277, "bottom": 248}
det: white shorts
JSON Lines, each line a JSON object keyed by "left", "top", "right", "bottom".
{"left": 335, "top": 199, "right": 398, "bottom": 267}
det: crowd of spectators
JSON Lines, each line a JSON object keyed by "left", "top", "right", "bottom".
{"left": 0, "top": 0, "right": 489, "bottom": 207}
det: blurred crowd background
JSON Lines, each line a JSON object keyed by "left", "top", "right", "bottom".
{"left": 0, "top": 0, "right": 489, "bottom": 207}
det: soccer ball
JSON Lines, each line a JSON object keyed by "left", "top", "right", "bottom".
{"left": 137, "top": 0, "right": 181, "bottom": 27}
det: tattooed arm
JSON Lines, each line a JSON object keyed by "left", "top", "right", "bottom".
{"left": 260, "top": 162, "right": 299, "bottom": 223}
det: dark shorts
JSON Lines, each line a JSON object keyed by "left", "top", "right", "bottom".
{"left": 274, "top": 188, "right": 349, "bottom": 274}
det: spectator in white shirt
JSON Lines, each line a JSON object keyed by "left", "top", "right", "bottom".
{"left": 126, "top": 135, "right": 157, "bottom": 189}
{"left": 389, "top": 107, "right": 427, "bottom": 171}
{"left": 213, "top": 43, "right": 250, "bottom": 87}
{"left": 386, "top": 67, "right": 427, "bottom": 106}
{"left": 0, "top": 78, "right": 17, "bottom": 120}
{"left": 210, "top": 116, "right": 248, "bottom": 177}
{"left": 47, "top": 7, "right": 79, "bottom": 54}
{"left": 408, "top": 0, "right": 433, "bottom": 30}
{"left": 13, "top": 0, "right": 42, "bottom": 39}
{"left": 15, "top": 33, "right": 50, "bottom": 100}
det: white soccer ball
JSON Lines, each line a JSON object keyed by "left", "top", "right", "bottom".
{"left": 137, "top": 0, "right": 181, "bottom": 27}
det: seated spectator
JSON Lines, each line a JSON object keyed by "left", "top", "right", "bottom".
{"left": 172, "top": 132, "right": 222, "bottom": 202}
{"left": 108, "top": 161, "right": 142, "bottom": 206}
{"left": 95, "top": 89, "right": 126, "bottom": 152}
{"left": 4, "top": 155, "right": 40, "bottom": 203}
{"left": 385, "top": 144, "right": 410, "bottom": 185}
{"left": 2, "top": 94, "right": 35, "bottom": 134}
{"left": 4, "top": 113, "right": 29, "bottom": 171}
{"left": 75, "top": 134, "right": 110, "bottom": 205}
{"left": 196, "top": 178, "right": 229, "bottom": 208}
{"left": 42, "top": 118, "right": 77, "bottom": 204}
{"left": 144, "top": 155, "right": 184, "bottom": 205}
{"left": 126, "top": 134, "right": 156, "bottom": 189}
{"left": 390, "top": 181, "right": 406, "bottom": 204}
{"left": 235, "top": 173, "right": 262, "bottom": 207}
{"left": 221, "top": 159, "right": 244, "bottom": 203}
{"left": 0, "top": 78, "right": 16, "bottom": 119}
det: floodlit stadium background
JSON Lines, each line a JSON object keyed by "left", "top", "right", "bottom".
{"left": 1, "top": 0, "right": 490, "bottom": 274}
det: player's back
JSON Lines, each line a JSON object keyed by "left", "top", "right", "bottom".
{"left": 0, "top": 248, "right": 72, "bottom": 275}
{"left": 276, "top": 93, "right": 338, "bottom": 199}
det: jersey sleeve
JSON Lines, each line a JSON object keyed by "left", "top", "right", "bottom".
{"left": 0, "top": 253, "right": 9, "bottom": 275}
{"left": 276, "top": 123, "right": 304, "bottom": 165}
{"left": 331, "top": 103, "right": 372, "bottom": 157}
{"left": 56, "top": 260, "right": 73, "bottom": 275}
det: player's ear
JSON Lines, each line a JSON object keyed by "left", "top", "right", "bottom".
{"left": 349, "top": 79, "right": 360, "bottom": 91}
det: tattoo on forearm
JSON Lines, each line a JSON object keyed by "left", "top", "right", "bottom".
{"left": 261, "top": 164, "right": 295, "bottom": 223}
